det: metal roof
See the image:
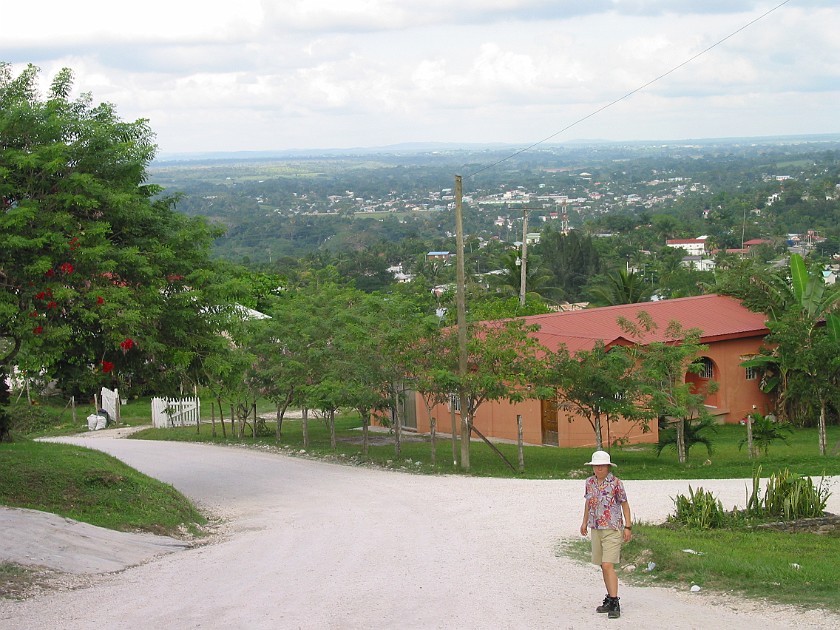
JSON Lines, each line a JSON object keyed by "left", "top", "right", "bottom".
{"left": 520, "top": 295, "right": 769, "bottom": 355}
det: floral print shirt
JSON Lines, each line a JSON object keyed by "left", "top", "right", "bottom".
{"left": 584, "top": 472, "right": 628, "bottom": 530}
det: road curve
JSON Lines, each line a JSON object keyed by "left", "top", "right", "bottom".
{"left": 1, "top": 436, "right": 836, "bottom": 629}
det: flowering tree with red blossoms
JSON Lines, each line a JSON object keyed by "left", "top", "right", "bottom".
{"left": 0, "top": 63, "right": 226, "bottom": 441}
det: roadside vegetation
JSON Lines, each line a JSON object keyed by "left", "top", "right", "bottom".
{"left": 565, "top": 520, "right": 840, "bottom": 613}
{"left": 0, "top": 439, "right": 206, "bottom": 535}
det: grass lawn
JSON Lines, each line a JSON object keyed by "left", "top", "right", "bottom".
{"left": 0, "top": 440, "right": 206, "bottom": 536}
{"left": 130, "top": 412, "right": 840, "bottom": 480}
{"left": 563, "top": 523, "right": 840, "bottom": 612}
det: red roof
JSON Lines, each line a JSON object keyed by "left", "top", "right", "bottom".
{"left": 666, "top": 239, "right": 705, "bottom": 245}
{"left": 519, "top": 295, "right": 769, "bottom": 355}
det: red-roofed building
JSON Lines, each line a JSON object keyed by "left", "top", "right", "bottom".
{"left": 411, "top": 295, "right": 773, "bottom": 448}
{"left": 666, "top": 238, "right": 706, "bottom": 256}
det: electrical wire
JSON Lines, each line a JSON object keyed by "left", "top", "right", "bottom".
{"left": 464, "top": 0, "right": 794, "bottom": 179}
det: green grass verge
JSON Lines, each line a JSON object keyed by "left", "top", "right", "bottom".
{"left": 0, "top": 440, "right": 206, "bottom": 537}
{"left": 562, "top": 523, "right": 840, "bottom": 612}
{"left": 130, "top": 415, "right": 840, "bottom": 480}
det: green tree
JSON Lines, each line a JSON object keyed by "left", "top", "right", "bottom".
{"left": 552, "top": 341, "right": 640, "bottom": 449}
{"left": 587, "top": 268, "right": 651, "bottom": 306}
{"left": 444, "top": 319, "right": 552, "bottom": 471}
{"left": 0, "top": 64, "right": 221, "bottom": 441}
{"left": 736, "top": 253, "right": 840, "bottom": 450}
{"left": 619, "top": 313, "right": 717, "bottom": 464}
{"left": 767, "top": 311, "right": 840, "bottom": 455}
{"left": 536, "top": 228, "right": 601, "bottom": 302}
{"left": 487, "top": 250, "right": 554, "bottom": 300}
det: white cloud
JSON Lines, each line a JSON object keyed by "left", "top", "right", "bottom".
{"left": 2, "top": 1, "right": 838, "bottom": 152}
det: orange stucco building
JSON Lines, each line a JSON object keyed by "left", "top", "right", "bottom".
{"left": 409, "top": 295, "right": 773, "bottom": 449}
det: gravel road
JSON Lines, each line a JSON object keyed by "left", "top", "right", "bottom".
{"left": 1, "top": 434, "right": 837, "bottom": 629}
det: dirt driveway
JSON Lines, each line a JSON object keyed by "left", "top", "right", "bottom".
{"left": 1, "top": 435, "right": 837, "bottom": 629}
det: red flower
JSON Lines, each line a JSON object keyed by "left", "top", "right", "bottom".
{"left": 29, "top": 310, "right": 39, "bottom": 318}
{"left": 47, "top": 301, "right": 58, "bottom": 309}
{"left": 59, "top": 262, "right": 74, "bottom": 274}
{"left": 68, "top": 237, "right": 80, "bottom": 251}
{"left": 101, "top": 361, "right": 114, "bottom": 373}
{"left": 96, "top": 296, "right": 105, "bottom": 305}
{"left": 33, "top": 325, "right": 43, "bottom": 335}
{"left": 119, "top": 338, "right": 135, "bottom": 352}
{"left": 35, "top": 291, "right": 46, "bottom": 300}
{"left": 45, "top": 269, "right": 55, "bottom": 277}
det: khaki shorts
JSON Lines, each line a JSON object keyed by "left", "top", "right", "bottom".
{"left": 591, "top": 528, "right": 622, "bottom": 565}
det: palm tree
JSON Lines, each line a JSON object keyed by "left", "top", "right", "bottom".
{"left": 742, "top": 254, "right": 840, "bottom": 454}
{"left": 588, "top": 268, "right": 651, "bottom": 306}
{"left": 488, "top": 250, "right": 554, "bottom": 298}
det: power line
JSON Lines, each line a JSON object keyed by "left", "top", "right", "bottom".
{"left": 464, "top": 0, "right": 794, "bottom": 179}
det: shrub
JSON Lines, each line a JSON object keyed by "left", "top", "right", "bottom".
{"left": 656, "top": 417, "right": 717, "bottom": 459}
{"left": 738, "top": 413, "right": 792, "bottom": 456}
{"left": 745, "top": 466, "right": 831, "bottom": 520}
{"left": 668, "top": 485, "right": 728, "bottom": 529}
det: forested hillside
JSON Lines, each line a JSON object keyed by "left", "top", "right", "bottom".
{"left": 149, "top": 136, "right": 840, "bottom": 300}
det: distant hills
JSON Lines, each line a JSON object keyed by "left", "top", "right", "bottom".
{"left": 154, "top": 133, "right": 840, "bottom": 165}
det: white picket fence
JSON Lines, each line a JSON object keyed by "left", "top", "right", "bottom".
{"left": 151, "top": 397, "right": 201, "bottom": 428}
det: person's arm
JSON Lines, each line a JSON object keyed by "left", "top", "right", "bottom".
{"left": 580, "top": 503, "right": 589, "bottom": 536}
{"left": 621, "top": 501, "right": 632, "bottom": 542}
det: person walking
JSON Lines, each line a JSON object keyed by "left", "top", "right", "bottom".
{"left": 580, "top": 450, "right": 632, "bottom": 619}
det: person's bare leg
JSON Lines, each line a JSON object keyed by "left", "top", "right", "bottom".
{"left": 601, "top": 562, "right": 618, "bottom": 597}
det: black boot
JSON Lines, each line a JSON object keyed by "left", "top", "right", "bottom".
{"left": 596, "top": 595, "right": 612, "bottom": 613}
{"left": 608, "top": 597, "right": 621, "bottom": 619}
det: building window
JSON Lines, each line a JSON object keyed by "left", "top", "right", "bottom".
{"left": 449, "top": 393, "right": 461, "bottom": 412}
{"left": 745, "top": 366, "right": 758, "bottom": 380}
{"left": 696, "top": 357, "right": 714, "bottom": 379}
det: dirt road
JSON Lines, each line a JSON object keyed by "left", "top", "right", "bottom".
{"left": 1, "top": 435, "right": 837, "bottom": 629}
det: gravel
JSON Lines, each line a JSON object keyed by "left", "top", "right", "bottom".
{"left": 1, "top": 434, "right": 837, "bottom": 629}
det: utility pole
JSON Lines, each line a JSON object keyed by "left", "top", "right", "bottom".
{"left": 519, "top": 207, "right": 529, "bottom": 307}
{"left": 454, "top": 175, "right": 470, "bottom": 470}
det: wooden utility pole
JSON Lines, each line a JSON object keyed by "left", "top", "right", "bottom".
{"left": 519, "top": 207, "right": 529, "bottom": 307}
{"left": 455, "top": 175, "right": 470, "bottom": 470}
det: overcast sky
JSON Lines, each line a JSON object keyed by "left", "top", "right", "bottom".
{"left": 4, "top": 1, "right": 838, "bottom": 155}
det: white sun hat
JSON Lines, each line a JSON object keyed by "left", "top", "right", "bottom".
{"left": 585, "top": 450, "right": 616, "bottom": 467}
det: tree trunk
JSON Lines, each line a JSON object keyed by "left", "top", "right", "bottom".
{"left": 392, "top": 390, "right": 402, "bottom": 458}
{"left": 517, "top": 414, "right": 525, "bottom": 473}
{"left": 819, "top": 397, "right": 828, "bottom": 456}
{"left": 745, "top": 413, "right": 755, "bottom": 459}
{"left": 594, "top": 412, "right": 603, "bottom": 450}
{"left": 430, "top": 416, "right": 437, "bottom": 466}
{"left": 302, "top": 407, "right": 309, "bottom": 448}
{"left": 275, "top": 403, "right": 284, "bottom": 439}
{"left": 0, "top": 367, "right": 12, "bottom": 443}
{"left": 329, "top": 409, "right": 336, "bottom": 450}
{"left": 676, "top": 419, "right": 686, "bottom": 463}
{"left": 211, "top": 401, "right": 217, "bottom": 438}
{"left": 217, "top": 398, "right": 226, "bottom": 438}
{"left": 450, "top": 404, "right": 458, "bottom": 467}
{"left": 362, "top": 411, "right": 369, "bottom": 457}
{"left": 460, "top": 398, "right": 471, "bottom": 471}
{"left": 275, "top": 392, "right": 293, "bottom": 440}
